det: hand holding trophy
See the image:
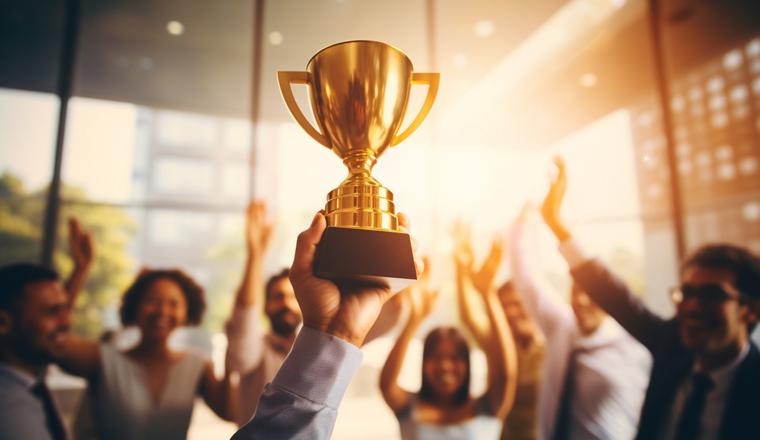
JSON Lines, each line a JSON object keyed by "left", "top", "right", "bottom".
{"left": 278, "top": 40, "right": 439, "bottom": 291}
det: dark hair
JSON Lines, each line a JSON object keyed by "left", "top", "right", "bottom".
{"left": 265, "top": 268, "right": 290, "bottom": 301}
{"left": 683, "top": 244, "right": 760, "bottom": 331}
{"left": 119, "top": 269, "right": 206, "bottom": 326}
{"left": 0, "top": 263, "right": 60, "bottom": 311}
{"left": 419, "top": 327, "right": 471, "bottom": 406}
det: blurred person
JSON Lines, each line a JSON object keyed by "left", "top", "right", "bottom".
{"left": 510, "top": 202, "right": 651, "bottom": 440}
{"left": 226, "top": 201, "right": 405, "bottom": 426}
{"left": 0, "top": 263, "right": 72, "bottom": 440}
{"left": 224, "top": 201, "right": 300, "bottom": 427}
{"left": 541, "top": 157, "right": 760, "bottom": 440}
{"left": 497, "top": 281, "right": 545, "bottom": 440}
{"left": 452, "top": 221, "right": 545, "bottom": 440}
{"left": 379, "top": 240, "right": 517, "bottom": 440}
{"left": 231, "top": 211, "right": 423, "bottom": 439}
{"left": 50, "top": 219, "right": 236, "bottom": 440}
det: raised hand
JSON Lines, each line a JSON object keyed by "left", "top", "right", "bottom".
{"left": 541, "top": 156, "right": 571, "bottom": 241}
{"left": 451, "top": 220, "right": 474, "bottom": 270}
{"left": 471, "top": 235, "right": 503, "bottom": 297}
{"left": 406, "top": 257, "right": 438, "bottom": 324}
{"left": 68, "top": 217, "right": 94, "bottom": 269}
{"left": 290, "top": 211, "right": 424, "bottom": 347}
{"left": 245, "top": 201, "right": 273, "bottom": 257}
{"left": 65, "top": 217, "right": 94, "bottom": 302}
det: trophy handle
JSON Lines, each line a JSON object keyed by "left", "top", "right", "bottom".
{"left": 391, "top": 72, "right": 440, "bottom": 147}
{"left": 277, "top": 71, "right": 330, "bottom": 149}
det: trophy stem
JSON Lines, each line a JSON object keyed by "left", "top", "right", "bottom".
{"left": 342, "top": 151, "right": 379, "bottom": 186}
{"left": 324, "top": 150, "right": 399, "bottom": 231}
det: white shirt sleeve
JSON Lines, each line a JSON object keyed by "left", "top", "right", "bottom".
{"left": 509, "top": 221, "right": 574, "bottom": 335}
{"left": 225, "top": 305, "right": 265, "bottom": 374}
{"left": 230, "top": 327, "right": 364, "bottom": 440}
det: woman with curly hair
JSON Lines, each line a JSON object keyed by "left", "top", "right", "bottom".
{"left": 379, "top": 234, "right": 517, "bottom": 440}
{"left": 54, "top": 220, "right": 235, "bottom": 440}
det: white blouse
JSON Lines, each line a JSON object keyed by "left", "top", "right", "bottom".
{"left": 91, "top": 343, "right": 206, "bottom": 440}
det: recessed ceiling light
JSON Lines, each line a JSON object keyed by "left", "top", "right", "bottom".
{"left": 269, "top": 31, "right": 283, "bottom": 45}
{"left": 579, "top": 73, "right": 597, "bottom": 87}
{"left": 743, "top": 201, "right": 760, "bottom": 221}
{"left": 723, "top": 49, "right": 743, "bottom": 71}
{"left": 473, "top": 20, "right": 495, "bottom": 38}
{"left": 167, "top": 20, "right": 184, "bottom": 36}
{"left": 140, "top": 57, "right": 154, "bottom": 70}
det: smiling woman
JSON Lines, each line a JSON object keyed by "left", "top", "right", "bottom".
{"left": 48, "top": 222, "right": 238, "bottom": 440}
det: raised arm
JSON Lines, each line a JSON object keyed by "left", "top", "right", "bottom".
{"left": 380, "top": 268, "right": 438, "bottom": 413}
{"left": 54, "top": 218, "right": 101, "bottom": 378}
{"left": 65, "top": 217, "right": 94, "bottom": 306}
{"left": 509, "top": 204, "right": 574, "bottom": 335}
{"left": 457, "top": 242, "right": 518, "bottom": 421}
{"left": 452, "top": 221, "right": 492, "bottom": 347}
{"left": 52, "top": 334, "right": 101, "bottom": 378}
{"left": 225, "top": 201, "right": 272, "bottom": 374}
{"left": 233, "top": 201, "right": 272, "bottom": 309}
{"left": 541, "top": 156, "right": 669, "bottom": 351}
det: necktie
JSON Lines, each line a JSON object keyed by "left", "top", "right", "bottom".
{"left": 674, "top": 373, "right": 715, "bottom": 440}
{"left": 552, "top": 350, "right": 577, "bottom": 440}
{"left": 31, "top": 380, "right": 68, "bottom": 440}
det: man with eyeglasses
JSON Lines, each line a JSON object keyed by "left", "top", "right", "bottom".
{"left": 541, "top": 157, "right": 760, "bottom": 440}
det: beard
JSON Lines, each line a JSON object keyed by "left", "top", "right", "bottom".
{"left": 269, "top": 310, "right": 301, "bottom": 336}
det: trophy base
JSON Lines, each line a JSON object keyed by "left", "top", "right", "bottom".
{"left": 314, "top": 226, "right": 418, "bottom": 292}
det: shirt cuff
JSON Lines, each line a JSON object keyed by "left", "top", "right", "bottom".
{"left": 557, "top": 237, "right": 593, "bottom": 270}
{"left": 271, "top": 326, "right": 363, "bottom": 409}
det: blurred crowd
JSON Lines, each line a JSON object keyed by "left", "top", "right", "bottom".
{"left": 1, "top": 157, "right": 759, "bottom": 440}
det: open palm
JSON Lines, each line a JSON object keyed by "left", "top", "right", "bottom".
{"left": 471, "top": 236, "right": 503, "bottom": 296}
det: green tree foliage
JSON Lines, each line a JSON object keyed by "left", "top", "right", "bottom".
{"left": 0, "top": 173, "right": 45, "bottom": 263}
{"left": 204, "top": 239, "right": 245, "bottom": 333}
{"left": 0, "top": 172, "right": 137, "bottom": 337}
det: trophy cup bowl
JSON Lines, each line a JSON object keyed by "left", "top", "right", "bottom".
{"left": 278, "top": 40, "right": 439, "bottom": 291}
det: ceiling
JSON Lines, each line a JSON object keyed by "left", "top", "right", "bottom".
{"left": 1, "top": 0, "right": 758, "bottom": 149}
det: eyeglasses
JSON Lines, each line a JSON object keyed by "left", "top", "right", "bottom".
{"left": 669, "top": 284, "right": 745, "bottom": 305}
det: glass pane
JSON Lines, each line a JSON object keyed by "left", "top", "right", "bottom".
{"left": 54, "top": 202, "right": 248, "bottom": 338}
{"left": 0, "top": 88, "right": 60, "bottom": 265}
{"left": 54, "top": 203, "right": 138, "bottom": 337}
{"left": 663, "top": 33, "right": 760, "bottom": 254}
{"left": 61, "top": 98, "right": 253, "bottom": 206}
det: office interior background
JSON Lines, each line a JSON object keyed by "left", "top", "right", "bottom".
{"left": 1, "top": 0, "right": 759, "bottom": 438}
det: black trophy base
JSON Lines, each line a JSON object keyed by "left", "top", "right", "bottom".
{"left": 314, "top": 226, "right": 418, "bottom": 292}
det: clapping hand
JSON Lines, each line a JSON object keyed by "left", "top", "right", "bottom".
{"left": 451, "top": 220, "right": 503, "bottom": 296}
{"left": 471, "top": 236, "right": 503, "bottom": 297}
{"left": 451, "top": 220, "right": 475, "bottom": 270}
{"left": 245, "top": 201, "right": 273, "bottom": 257}
{"left": 68, "top": 217, "right": 94, "bottom": 269}
{"left": 541, "top": 156, "right": 571, "bottom": 241}
{"left": 406, "top": 257, "right": 438, "bottom": 324}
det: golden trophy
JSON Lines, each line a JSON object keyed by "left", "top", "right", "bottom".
{"left": 278, "top": 40, "right": 439, "bottom": 290}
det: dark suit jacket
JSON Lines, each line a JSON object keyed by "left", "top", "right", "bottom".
{"left": 571, "top": 259, "right": 760, "bottom": 440}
